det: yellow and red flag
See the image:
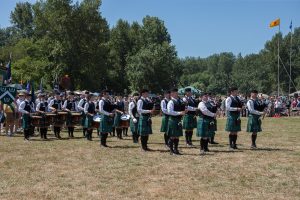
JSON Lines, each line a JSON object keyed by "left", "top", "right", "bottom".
{"left": 270, "top": 18, "right": 280, "bottom": 28}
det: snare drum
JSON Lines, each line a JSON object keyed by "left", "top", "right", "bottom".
{"left": 31, "top": 115, "right": 42, "bottom": 127}
{"left": 45, "top": 113, "right": 56, "bottom": 125}
{"left": 92, "top": 115, "right": 102, "bottom": 129}
{"left": 120, "top": 114, "right": 130, "bottom": 128}
{"left": 71, "top": 112, "right": 81, "bottom": 124}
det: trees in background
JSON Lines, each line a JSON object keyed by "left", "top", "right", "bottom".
{"left": 0, "top": 0, "right": 299, "bottom": 95}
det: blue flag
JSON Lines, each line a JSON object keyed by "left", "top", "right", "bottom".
{"left": 290, "top": 20, "right": 292, "bottom": 30}
{"left": 26, "top": 81, "right": 31, "bottom": 93}
{"left": 31, "top": 81, "right": 35, "bottom": 103}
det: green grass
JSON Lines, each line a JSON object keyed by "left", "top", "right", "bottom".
{"left": 0, "top": 117, "right": 299, "bottom": 200}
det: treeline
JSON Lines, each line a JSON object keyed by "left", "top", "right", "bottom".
{"left": 0, "top": 0, "right": 299, "bottom": 95}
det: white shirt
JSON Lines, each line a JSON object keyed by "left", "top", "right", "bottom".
{"left": 129, "top": 101, "right": 138, "bottom": 119}
{"left": 225, "top": 95, "right": 240, "bottom": 112}
{"left": 160, "top": 98, "right": 169, "bottom": 114}
{"left": 247, "top": 99, "right": 262, "bottom": 115}
{"left": 16, "top": 98, "right": 24, "bottom": 107}
{"left": 77, "top": 98, "right": 87, "bottom": 111}
{"left": 19, "top": 99, "right": 30, "bottom": 114}
{"left": 84, "top": 101, "right": 93, "bottom": 114}
{"left": 137, "top": 97, "right": 151, "bottom": 115}
{"left": 99, "top": 97, "right": 112, "bottom": 116}
{"left": 167, "top": 98, "right": 181, "bottom": 116}
{"left": 198, "top": 101, "right": 215, "bottom": 118}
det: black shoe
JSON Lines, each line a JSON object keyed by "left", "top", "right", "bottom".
{"left": 233, "top": 145, "right": 238, "bottom": 149}
{"left": 211, "top": 141, "right": 219, "bottom": 145}
{"left": 173, "top": 149, "right": 181, "bottom": 155}
{"left": 101, "top": 144, "right": 108, "bottom": 147}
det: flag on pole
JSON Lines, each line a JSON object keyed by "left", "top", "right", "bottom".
{"left": 289, "top": 20, "right": 293, "bottom": 30}
{"left": 270, "top": 18, "right": 280, "bottom": 28}
{"left": 26, "top": 81, "right": 31, "bottom": 93}
{"left": 31, "top": 81, "right": 35, "bottom": 103}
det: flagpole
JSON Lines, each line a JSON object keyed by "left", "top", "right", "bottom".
{"left": 289, "top": 23, "right": 292, "bottom": 96}
{"left": 277, "top": 24, "right": 280, "bottom": 97}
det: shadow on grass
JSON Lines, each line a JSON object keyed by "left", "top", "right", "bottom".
{"left": 242, "top": 147, "right": 293, "bottom": 152}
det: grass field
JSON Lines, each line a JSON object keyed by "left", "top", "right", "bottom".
{"left": 0, "top": 117, "right": 299, "bottom": 200}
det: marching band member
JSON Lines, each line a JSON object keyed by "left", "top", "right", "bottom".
{"left": 19, "top": 92, "right": 34, "bottom": 141}
{"left": 77, "top": 91, "right": 89, "bottom": 137}
{"left": 137, "top": 89, "right": 154, "bottom": 151}
{"left": 182, "top": 88, "right": 198, "bottom": 147}
{"left": 36, "top": 93, "right": 48, "bottom": 139}
{"left": 246, "top": 90, "right": 265, "bottom": 149}
{"left": 99, "top": 90, "right": 115, "bottom": 147}
{"left": 197, "top": 93, "right": 217, "bottom": 155}
{"left": 122, "top": 96, "right": 129, "bottom": 136}
{"left": 225, "top": 87, "right": 243, "bottom": 150}
{"left": 48, "top": 92, "right": 63, "bottom": 139}
{"left": 113, "top": 96, "right": 125, "bottom": 139}
{"left": 63, "top": 92, "right": 77, "bottom": 138}
{"left": 84, "top": 94, "right": 96, "bottom": 141}
{"left": 129, "top": 93, "right": 140, "bottom": 143}
{"left": 160, "top": 90, "right": 170, "bottom": 148}
{"left": 166, "top": 88, "right": 187, "bottom": 155}
{"left": 208, "top": 93, "right": 219, "bottom": 144}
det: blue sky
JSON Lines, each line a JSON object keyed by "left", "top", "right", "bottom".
{"left": 0, "top": 0, "right": 299, "bottom": 58}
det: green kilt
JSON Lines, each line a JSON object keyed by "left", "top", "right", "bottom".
{"left": 160, "top": 114, "right": 169, "bottom": 132}
{"left": 130, "top": 118, "right": 139, "bottom": 133}
{"left": 196, "top": 117, "right": 215, "bottom": 138}
{"left": 84, "top": 115, "right": 93, "bottom": 129}
{"left": 113, "top": 112, "right": 122, "bottom": 128}
{"left": 138, "top": 115, "right": 152, "bottom": 136}
{"left": 183, "top": 114, "right": 197, "bottom": 130}
{"left": 81, "top": 112, "right": 86, "bottom": 126}
{"left": 99, "top": 114, "right": 113, "bottom": 133}
{"left": 247, "top": 114, "right": 262, "bottom": 133}
{"left": 166, "top": 116, "right": 183, "bottom": 137}
{"left": 225, "top": 112, "right": 241, "bottom": 132}
{"left": 22, "top": 114, "right": 31, "bottom": 130}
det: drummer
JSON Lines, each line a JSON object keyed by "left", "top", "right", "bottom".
{"left": 36, "top": 93, "right": 49, "bottom": 139}
{"left": 63, "top": 92, "right": 78, "bottom": 138}
{"left": 128, "top": 93, "right": 140, "bottom": 143}
{"left": 77, "top": 91, "right": 89, "bottom": 137}
{"left": 48, "top": 92, "right": 63, "bottom": 139}
{"left": 84, "top": 94, "right": 96, "bottom": 141}
{"left": 19, "top": 91, "right": 34, "bottom": 141}
{"left": 113, "top": 96, "right": 125, "bottom": 139}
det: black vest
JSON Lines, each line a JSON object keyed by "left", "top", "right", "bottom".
{"left": 208, "top": 100, "right": 218, "bottom": 113}
{"left": 186, "top": 96, "right": 197, "bottom": 115}
{"left": 230, "top": 96, "right": 242, "bottom": 113}
{"left": 141, "top": 98, "right": 153, "bottom": 110}
{"left": 39, "top": 101, "right": 48, "bottom": 112}
{"left": 199, "top": 101, "right": 215, "bottom": 119}
{"left": 162, "top": 98, "right": 169, "bottom": 116}
{"left": 103, "top": 99, "right": 114, "bottom": 112}
{"left": 87, "top": 102, "right": 95, "bottom": 114}
{"left": 66, "top": 100, "right": 76, "bottom": 111}
{"left": 52, "top": 99, "right": 62, "bottom": 110}
{"left": 132, "top": 102, "right": 138, "bottom": 118}
{"left": 251, "top": 99, "right": 265, "bottom": 112}
{"left": 116, "top": 101, "right": 124, "bottom": 112}
{"left": 172, "top": 98, "right": 185, "bottom": 112}
{"left": 24, "top": 101, "right": 31, "bottom": 113}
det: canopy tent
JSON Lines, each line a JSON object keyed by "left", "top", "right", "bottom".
{"left": 178, "top": 86, "right": 202, "bottom": 96}
{"left": 289, "top": 91, "right": 300, "bottom": 97}
{"left": 7, "top": 83, "right": 23, "bottom": 90}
